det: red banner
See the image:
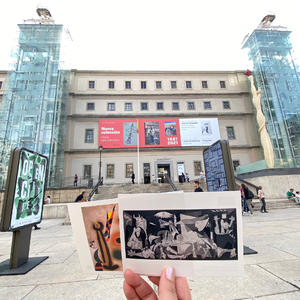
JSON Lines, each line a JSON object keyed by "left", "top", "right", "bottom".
{"left": 99, "top": 119, "right": 181, "bottom": 149}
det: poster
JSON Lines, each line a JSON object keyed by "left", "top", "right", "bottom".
{"left": 10, "top": 149, "right": 48, "bottom": 230}
{"left": 179, "top": 118, "right": 220, "bottom": 146}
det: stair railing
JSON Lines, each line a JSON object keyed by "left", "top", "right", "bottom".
{"left": 165, "top": 174, "right": 178, "bottom": 191}
{"left": 87, "top": 178, "right": 103, "bottom": 201}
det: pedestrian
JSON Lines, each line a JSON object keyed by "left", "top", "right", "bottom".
{"left": 258, "top": 186, "right": 268, "bottom": 213}
{"left": 74, "top": 174, "right": 78, "bottom": 187}
{"left": 240, "top": 184, "right": 248, "bottom": 214}
{"left": 75, "top": 191, "right": 87, "bottom": 202}
{"left": 131, "top": 172, "right": 135, "bottom": 184}
{"left": 241, "top": 183, "right": 254, "bottom": 215}
{"left": 199, "top": 171, "right": 205, "bottom": 183}
{"left": 44, "top": 195, "right": 51, "bottom": 204}
{"left": 181, "top": 172, "right": 186, "bottom": 183}
{"left": 194, "top": 180, "right": 203, "bottom": 192}
{"left": 186, "top": 173, "right": 190, "bottom": 182}
{"left": 295, "top": 191, "right": 300, "bottom": 204}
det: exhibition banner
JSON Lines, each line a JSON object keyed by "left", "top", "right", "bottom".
{"left": 180, "top": 118, "right": 220, "bottom": 146}
{"left": 99, "top": 118, "right": 220, "bottom": 149}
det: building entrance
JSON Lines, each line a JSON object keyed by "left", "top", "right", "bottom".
{"left": 157, "top": 164, "right": 170, "bottom": 183}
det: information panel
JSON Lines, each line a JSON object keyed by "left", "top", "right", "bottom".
{"left": 0, "top": 148, "right": 48, "bottom": 231}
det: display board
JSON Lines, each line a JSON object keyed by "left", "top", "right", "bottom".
{"left": 99, "top": 118, "right": 220, "bottom": 149}
{"left": 0, "top": 148, "right": 48, "bottom": 231}
{"left": 203, "top": 140, "right": 236, "bottom": 192}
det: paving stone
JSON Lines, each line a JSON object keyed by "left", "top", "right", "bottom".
{"left": 0, "top": 286, "right": 35, "bottom": 300}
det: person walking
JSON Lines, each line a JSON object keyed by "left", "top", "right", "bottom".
{"left": 131, "top": 172, "right": 135, "bottom": 184}
{"left": 258, "top": 186, "right": 268, "bottom": 213}
{"left": 74, "top": 174, "right": 78, "bottom": 187}
{"left": 194, "top": 180, "right": 203, "bottom": 192}
{"left": 240, "top": 185, "right": 248, "bottom": 214}
{"left": 241, "top": 184, "right": 254, "bottom": 215}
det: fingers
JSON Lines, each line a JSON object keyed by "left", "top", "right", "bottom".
{"left": 158, "top": 267, "right": 178, "bottom": 300}
{"left": 175, "top": 277, "right": 192, "bottom": 300}
{"left": 123, "top": 269, "right": 158, "bottom": 300}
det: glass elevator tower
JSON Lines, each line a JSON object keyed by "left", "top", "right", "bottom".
{"left": 242, "top": 15, "right": 300, "bottom": 168}
{"left": 0, "top": 8, "right": 70, "bottom": 188}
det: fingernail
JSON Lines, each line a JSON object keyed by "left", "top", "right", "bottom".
{"left": 165, "top": 266, "right": 175, "bottom": 281}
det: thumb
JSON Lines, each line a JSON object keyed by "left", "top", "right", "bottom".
{"left": 158, "top": 266, "right": 178, "bottom": 300}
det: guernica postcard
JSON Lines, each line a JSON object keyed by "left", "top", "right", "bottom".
{"left": 68, "top": 191, "right": 243, "bottom": 277}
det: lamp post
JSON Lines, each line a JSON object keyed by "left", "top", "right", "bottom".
{"left": 98, "top": 145, "right": 103, "bottom": 185}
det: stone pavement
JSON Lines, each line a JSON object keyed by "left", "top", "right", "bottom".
{"left": 0, "top": 207, "right": 299, "bottom": 300}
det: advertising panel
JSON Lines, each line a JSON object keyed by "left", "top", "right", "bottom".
{"left": 99, "top": 118, "right": 220, "bottom": 149}
{"left": 179, "top": 118, "right": 220, "bottom": 146}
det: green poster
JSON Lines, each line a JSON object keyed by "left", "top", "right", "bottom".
{"left": 10, "top": 149, "right": 48, "bottom": 230}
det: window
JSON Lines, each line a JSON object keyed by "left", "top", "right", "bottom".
{"left": 141, "top": 81, "right": 147, "bottom": 89}
{"left": 193, "top": 161, "right": 202, "bottom": 176}
{"left": 107, "top": 103, "right": 115, "bottom": 111}
{"left": 156, "top": 81, "right": 162, "bottom": 89}
{"left": 223, "top": 101, "right": 231, "bottom": 109}
{"left": 125, "top": 81, "right": 131, "bottom": 89}
{"left": 107, "top": 164, "right": 115, "bottom": 178}
{"left": 0, "top": 81, "right": 2, "bottom": 89}
{"left": 157, "top": 102, "right": 164, "bottom": 110}
{"left": 86, "top": 102, "right": 95, "bottom": 111}
{"left": 187, "top": 102, "right": 195, "bottom": 110}
{"left": 125, "top": 163, "right": 133, "bottom": 178}
{"left": 141, "top": 102, "right": 148, "bottom": 110}
{"left": 186, "top": 81, "right": 192, "bottom": 89}
{"left": 108, "top": 81, "right": 115, "bottom": 89}
{"left": 172, "top": 102, "right": 179, "bottom": 110}
{"left": 171, "top": 81, "right": 177, "bottom": 89}
{"left": 220, "top": 81, "right": 226, "bottom": 88}
{"left": 226, "top": 126, "right": 236, "bottom": 140}
{"left": 232, "top": 160, "right": 240, "bottom": 171}
{"left": 125, "top": 103, "right": 133, "bottom": 111}
{"left": 85, "top": 129, "right": 94, "bottom": 143}
{"left": 83, "top": 165, "right": 92, "bottom": 179}
{"left": 202, "top": 81, "right": 208, "bottom": 88}
{"left": 89, "top": 81, "right": 95, "bottom": 89}
{"left": 204, "top": 101, "right": 211, "bottom": 110}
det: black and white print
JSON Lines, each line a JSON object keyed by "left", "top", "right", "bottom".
{"left": 123, "top": 209, "right": 237, "bottom": 261}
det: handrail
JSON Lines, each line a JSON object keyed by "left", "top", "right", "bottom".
{"left": 235, "top": 176, "right": 259, "bottom": 192}
{"left": 165, "top": 175, "right": 178, "bottom": 191}
{"left": 87, "top": 178, "right": 103, "bottom": 201}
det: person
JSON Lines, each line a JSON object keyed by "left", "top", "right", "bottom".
{"left": 241, "top": 184, "right": 254, "bottom": 215}
{"left": 287, "top": 188, "right": 296, "bottom": 202}
{"left": 257, "top": 186, "right": 268, "bottom": 213}
{"left": 131, "top": 172, "right": 135, "bottom": 184}
{"left": 181, "top": 172, "right": 185, "bottom": 183}
{"left": 240, "top": 185, "right": 248, "bottom": 214}
{"left": 75, "top": 191, "right": 87, "bottom": 202}
{"left": 123, "top": 267, "right": 191, "bottom": 300}
{"left": 185, "top": 173, "right": 190, "bottom": 183}
{"left": 44, "top": 195, "right": 51, "bottom": 205}
{"left": 74, "top": 174, "right": 78, "bottom": 187}
{"left": 193, "top": 180, "right": 203, "bottom": 192}
{"left": 295, "top": 191, "right": 300, "bottom": 204}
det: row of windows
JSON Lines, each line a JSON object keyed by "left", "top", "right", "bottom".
{"left": 88, "top": 80, "right": 226, "bottom": 90}
{"left": 84, "top": 126, "right": 236, "bottom": 143}
{"left": 83, "top": 161, "right": 204, "bottom": 179}
{"left": 86, "top": 101, "right": 231, "bottom": 112}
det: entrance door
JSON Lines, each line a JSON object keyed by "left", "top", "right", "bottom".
{"left": 143, "top": 163, "right": 151, "bottom": 184}
{"left": 157, "top": 164, "right": 170, "bottom": 183}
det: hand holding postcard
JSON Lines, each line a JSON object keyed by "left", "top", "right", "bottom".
{"left": 68, "top": 191, "right": 243, "bottom": 277}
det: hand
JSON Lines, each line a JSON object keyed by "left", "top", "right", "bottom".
{"left": 123, "top": 267, "right": 191, "bottom": 300}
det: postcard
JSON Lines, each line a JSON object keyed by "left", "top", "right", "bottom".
{"left": 68, "top": 199, "right": 122, "bottom": 273}
{"left": 118, "top": 191, "right": 243, "bottom": 277}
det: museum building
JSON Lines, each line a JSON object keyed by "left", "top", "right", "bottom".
{"left": 64, "top": 70, "right": 263, "bottom": 185}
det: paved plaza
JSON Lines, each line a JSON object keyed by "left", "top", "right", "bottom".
{"left": 0, "top": 207, "right": 299, "bottom": 300}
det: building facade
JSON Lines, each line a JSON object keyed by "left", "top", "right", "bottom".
{"left": 242, "top": 15, "right": 300, "bottom": 168}
{"left": 64, "top": 70, "right": 262, "bottom": 185}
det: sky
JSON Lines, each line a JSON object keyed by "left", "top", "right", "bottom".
{"left": 0, "top": 0, "right": 300, "bottom": 71}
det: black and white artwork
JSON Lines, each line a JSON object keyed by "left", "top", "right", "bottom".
{"left": 123, "top": 208, "right": 237, "bottom": 261}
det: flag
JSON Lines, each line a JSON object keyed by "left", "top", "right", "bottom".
{"left": 136, "top": 119, "right": 139, "bottom": 133}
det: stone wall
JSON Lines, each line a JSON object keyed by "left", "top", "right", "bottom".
{"left": 44, "top": 187, "right": 92, "bottom": 203}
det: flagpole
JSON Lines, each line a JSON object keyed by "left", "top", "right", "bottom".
{"left": 137, "top": 120, "right": 140, "bottom": 184}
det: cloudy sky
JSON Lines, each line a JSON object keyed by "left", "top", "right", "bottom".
{"left": 0, "top": 0, "right": 299, "bottom": 71}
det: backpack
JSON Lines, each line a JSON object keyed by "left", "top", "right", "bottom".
{"left": 248, "top": 189, "right": 254, "bottom": 199}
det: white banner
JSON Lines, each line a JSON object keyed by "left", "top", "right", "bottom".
{"left": 179, "top": 118, "right": 220, "bottom": 146}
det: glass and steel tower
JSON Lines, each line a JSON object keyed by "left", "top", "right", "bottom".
{"left": 0, "top": 8, "right": 70, "bottom": 188}
{"left": 242, "top": 15, "right": 300, "bottom": 168}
